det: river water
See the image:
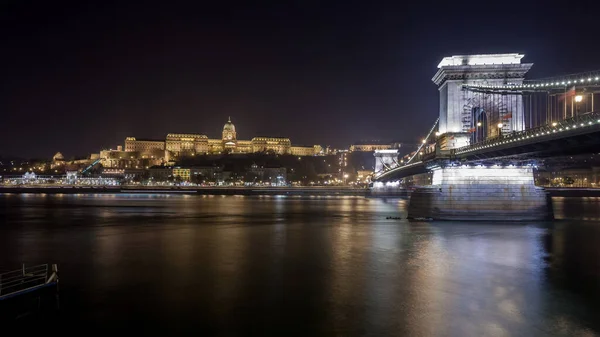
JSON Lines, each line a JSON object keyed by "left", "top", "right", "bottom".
{"left": 1, "top": 193, "right": 599, "bottom": 335}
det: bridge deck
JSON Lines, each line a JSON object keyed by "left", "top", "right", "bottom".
{"left": 375, "top": 112, "right": 600, "bottom": 182}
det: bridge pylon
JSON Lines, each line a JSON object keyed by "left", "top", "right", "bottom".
{"left": 432, "top": 54, "right": 532, "bottom": 150}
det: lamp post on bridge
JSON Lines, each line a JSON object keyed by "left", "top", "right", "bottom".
{"left": 497, "top": 123, "right": 504, "bottom": 138}
{"left": 575, "top": 95, "right": 583, "bottom": 115}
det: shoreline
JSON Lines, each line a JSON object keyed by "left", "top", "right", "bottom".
{"left": 2, "top": 186, "right": 599, "bottom": 197}
{"left": 0, "top": 186, "right": 370, "bottom": 196}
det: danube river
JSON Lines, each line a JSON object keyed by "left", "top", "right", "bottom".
{"left": 1, "top": 193, "right": 599, "bottom": 335}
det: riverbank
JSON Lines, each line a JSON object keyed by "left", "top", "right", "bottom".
{"left": 3, "top": 186, "right": 599, "bottom": 197}
{"left": 0, "top": 186, "right": 369, "bottom": 196}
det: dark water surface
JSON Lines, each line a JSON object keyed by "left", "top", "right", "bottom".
{"left": 1, "top": 193, "right": 599, "bottom": 335}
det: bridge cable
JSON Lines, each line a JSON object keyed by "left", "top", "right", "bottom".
{"left": 406, "top": 118, "right": 439, "bottom": 165}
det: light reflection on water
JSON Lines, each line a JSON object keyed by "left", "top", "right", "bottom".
{"left": 553, "top": 196, "right": 600, "bottom": 221}
{"left": 0, "top": 194, "right": 599, "bottom": 335}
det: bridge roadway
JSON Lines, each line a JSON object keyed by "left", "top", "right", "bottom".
{"left": 375, "top": 111, "right": 600, "bottom": 182}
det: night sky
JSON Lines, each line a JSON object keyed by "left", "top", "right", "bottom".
{"left": 2, "top": 0, "right": 599, "bottom": 158}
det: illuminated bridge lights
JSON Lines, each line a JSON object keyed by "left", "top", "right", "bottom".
{"left": 465, "top": 75, "right": 599, "bottom": 91}
{"left": 455, "top": 113, "right": 600, "bottom": 156}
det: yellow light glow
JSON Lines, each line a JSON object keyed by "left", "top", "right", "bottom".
{"left": 497, "top": 123, "right": 503, "bottom": 128}
{"left": 575, "top": 95, "right": 583, "bottom": 103}
{"left": 477, "top": 122, "right": 482, "bottom": 127}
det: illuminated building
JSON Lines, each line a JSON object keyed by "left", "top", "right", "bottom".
{"left": 248, "top": 164, "right": 287, "bottom": 185}
{"left": 51, "top": 152, "right": 65, "bottom": 169}
{"left": 222, "top": 117, "right": 236, "bottom": 142}
{"left": 291, "top": 145, "right": 323, "bottom": 156}
{"left": 251, "top": 137, "right": 291, "bottom": 154}
{"left": 166, "top": 134, "right": 209, "bottom": 156}
{"left": 125, "top": 138, "right": 165, "bottom": 152}
{"left": 349, "top": 143, "right": 393, "bottom": 152}
{"left": 122, "top": 117, "right": 321, "bottom": 160}
{"left": 172, "top": 168, "right": 191, "bottom": 181}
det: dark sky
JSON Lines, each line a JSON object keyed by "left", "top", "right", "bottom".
{"left": 2, "top": 0, "right": 599, "bottom": 158}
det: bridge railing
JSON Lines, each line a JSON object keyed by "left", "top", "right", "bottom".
{"left": 455, "top": 111, "right": 600, "bottom": 155}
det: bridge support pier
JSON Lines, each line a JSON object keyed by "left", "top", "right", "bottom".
{"left": 408, "top": 166, "right": 552, "bottom": 221}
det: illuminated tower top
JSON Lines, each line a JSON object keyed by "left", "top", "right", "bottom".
{"left": 432, "top": 53, "right": 532, "bottom": 149}
{"left": 222, "top": 116, "right": 237, "bottom": 141}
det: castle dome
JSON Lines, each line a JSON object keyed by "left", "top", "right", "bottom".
{"left": 223, "top": 116, "right": 235, "bottom": 133}
{"left": 53, "top": 152, "right": 65, "bottom": 161}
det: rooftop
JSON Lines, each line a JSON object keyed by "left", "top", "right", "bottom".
{"left": 438, "top": 53, "right": 524, "bottom": 68}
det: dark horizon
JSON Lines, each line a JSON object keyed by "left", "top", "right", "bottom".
{"left": 2, "top": 0, "right": 599, "bottom": 158}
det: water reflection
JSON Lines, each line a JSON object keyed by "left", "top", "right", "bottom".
{"left": 0, "top": 194, "right": 599, "bottom": 335}
{"left": 553, "top": 196, "right": 600, "bottom": 221}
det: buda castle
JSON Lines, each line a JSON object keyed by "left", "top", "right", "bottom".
{"left": 99, "top": 118, "right": 322, "bottom": 168}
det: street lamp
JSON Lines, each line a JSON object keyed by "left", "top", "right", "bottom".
{"left": 477, "top": 122, "right": 482, "bottom": 127}
{"left": 497, "top": 123, "right": 503, "bottom": 138}
{"left": 422, "top": 139, "right": 426, "bottom": 144}
{"left": 575, "top": 95, "right": 583, "bottom": 114}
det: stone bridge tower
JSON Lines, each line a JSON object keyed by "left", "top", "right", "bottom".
{"left": 432, "top": 54, "right": 532, "bottom": 150}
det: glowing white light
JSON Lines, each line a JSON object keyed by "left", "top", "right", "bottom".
{"left": 588, "top": 78, "right": 592, "bottom": 81}
{"left": 437, "top": 54, "right": 524, "bottom": 68}
{"left": 552, "top": 122, "right": 557, "bottom": 127}
{"left": 575, "top": 95, "right": 583, "bottom": 103}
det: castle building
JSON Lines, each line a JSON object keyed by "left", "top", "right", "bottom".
{"left": 100, "top": 118, "right": 321, "bottom": 167}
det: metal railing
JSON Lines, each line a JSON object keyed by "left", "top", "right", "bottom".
{"left": 0, "top": 264, "right": 58, "bottom": 299}
{"left": 454, "top": 111, "right": 600, "bottom": 155}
